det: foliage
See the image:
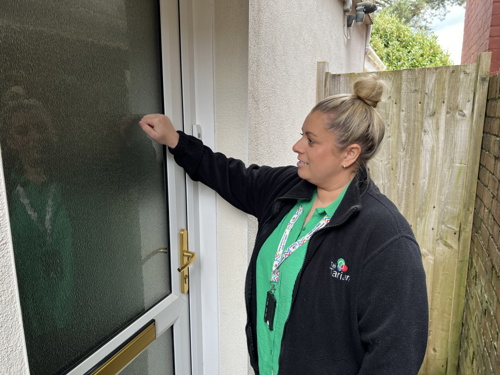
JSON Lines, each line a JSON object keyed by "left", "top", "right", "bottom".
{"left": 370, "top": 12, "right": 453, "bottom": 70}
{"left": 374, "top": 0, "right": 465, "bottom": 28}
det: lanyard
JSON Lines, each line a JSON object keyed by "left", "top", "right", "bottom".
{"left": 16, "top": 184, "right": 56, "bottom": 241}
{"left": 269, "top": 205, "right": 330, "bottom": 290}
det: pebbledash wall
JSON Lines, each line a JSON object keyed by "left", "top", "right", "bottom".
{"left": 458, "top": 74, "right": 500, "bottom": 374}
{"left": 0, "top": 155, "right": 29, "bottom": 375}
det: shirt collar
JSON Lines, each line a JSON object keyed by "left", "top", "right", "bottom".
{"left": 314, "top": 183, "right": 350, "bottom": 218}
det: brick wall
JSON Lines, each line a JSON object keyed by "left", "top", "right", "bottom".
{"left": 462, "top": 0, "right": 500, "bottom": 74}
{"left": 458, "top": 74, "right": 500, "bottom": 374}
{"left": 461, "top": 0, "right": 492, "bottom": 65}
{"left": 491, "top": 1, "right": 500, "bottom": 74}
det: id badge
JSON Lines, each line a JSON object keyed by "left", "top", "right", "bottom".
{"left": 264, "top": 291, "right": 277, "bottom": 330}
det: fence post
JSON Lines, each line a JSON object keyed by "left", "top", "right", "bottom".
{"left": 316, "top": 61, "right": 329, "bottom": 103}
{"left": 447, "top": 51, "right": 491, "bottom": 375}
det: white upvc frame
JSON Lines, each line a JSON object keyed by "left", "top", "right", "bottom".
{"left": 178, "top": 0, "right": 220, "bottom": 374}
{"left": 66, "top": 295, "right": 185, "bottom": 375}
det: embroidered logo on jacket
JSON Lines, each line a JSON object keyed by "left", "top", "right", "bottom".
{"left": 330, "top": 258, "right": 350, "bottom": 282}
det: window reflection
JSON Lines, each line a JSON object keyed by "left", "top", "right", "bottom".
{"left": 1, "top": 87, "right": 74, "bottom": 372}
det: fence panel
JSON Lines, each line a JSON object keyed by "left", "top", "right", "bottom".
{"left": 318, "top": 53, "right": 490, "bottom": 374}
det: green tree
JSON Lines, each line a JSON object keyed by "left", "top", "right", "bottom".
{"left": 370, "top": 12, "right": 453, "bottom": 70}
{"left": 375, "top": 0, "right": 465, "bottom": 28}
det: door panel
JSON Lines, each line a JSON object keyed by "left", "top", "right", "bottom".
{"left": 0, "top": 0, "right": 186, "bottom": 374}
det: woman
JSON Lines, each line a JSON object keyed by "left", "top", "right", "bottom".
{"left": 139, "top": 74, "right": 429, "bottom": 374}
{"left": 1, "top": 90, "right": 74, "bottom": 373}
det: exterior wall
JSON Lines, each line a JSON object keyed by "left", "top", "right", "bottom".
{"left": 248, "top": 0, "right": 367, "bottom": 168}
{"left": 462, "top": 0, "right": 500, "bottom": 74}
{"left": 459, "top": 74, "right": 500, "bottom": 375}
{"left": 0, "top": 151, "right": 30, "bottom": 375}
{"left": 214, "top": 0, "right": 251, "bottom": 373}
{"left": 214, "top": 0, "right": 368, "bottom": 374}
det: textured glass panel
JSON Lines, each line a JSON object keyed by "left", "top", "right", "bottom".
{"left": 0, "top": 1, "right": 171, "bottom": 374}
{"left": 120, "top": 328, "right": 174, "bottom": 375}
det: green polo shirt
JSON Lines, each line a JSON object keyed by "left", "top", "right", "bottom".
{"left": 8, "top": 168, "right": 73, "bottom": 335}
{"left": 256, "top": 187, "right": 348, "bottom": 375}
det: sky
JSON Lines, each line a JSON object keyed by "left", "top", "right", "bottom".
{"left": 429, "top": 5, "right": 466, "bottom": 64}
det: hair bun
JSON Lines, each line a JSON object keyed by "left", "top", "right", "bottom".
{"left": 353, "top": 74, "right": 387, "bottom": 108}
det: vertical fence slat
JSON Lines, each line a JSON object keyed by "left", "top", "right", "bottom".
{"left": 446, "top": 52, "right": 491, "bottom": 375}
{"left": 428, "top": 64, "right": 477, "bottom": 373}
{"left": 316, "top": 61, "right": 329, "bottom": 103}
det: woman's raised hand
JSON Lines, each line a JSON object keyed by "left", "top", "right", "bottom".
{"left": 138, "top": 114, "right": 180, "bottom": 148}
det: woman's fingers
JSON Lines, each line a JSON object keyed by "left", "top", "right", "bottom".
{"left": 138, "top": 114, "right": 179, "bottom": 148}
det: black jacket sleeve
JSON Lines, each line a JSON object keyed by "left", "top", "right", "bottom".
{"left": 356, "top": 235, "right": 429, "bottom": 374}
{"left": 168, "top": 131, "right": 297, "bottom": 219}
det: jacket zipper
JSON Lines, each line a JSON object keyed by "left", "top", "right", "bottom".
{"left": 276, "top": 205, "right": 360, "bottom": 369}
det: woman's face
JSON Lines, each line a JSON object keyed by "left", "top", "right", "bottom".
{"left": 8, "top": 110, "right": 54, "bottom": 164}
{"left": 292, "top": 111, "right": 349, "bottom": 190}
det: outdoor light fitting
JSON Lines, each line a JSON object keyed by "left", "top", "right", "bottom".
{"left": 347, "top": 1, "right": 377, "bottom": 27}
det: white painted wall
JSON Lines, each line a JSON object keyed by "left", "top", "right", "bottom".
{"left": 248, "top": 0, "right": 366, "bottom": 168}
{"left": 0, "top": 150, "right": 30, "bottom": 375}
{"left": 213, "top": 1, "right": 368, "bottom": 374}
{"left": 214, "top": 0, "right": 250, "bottom": 373}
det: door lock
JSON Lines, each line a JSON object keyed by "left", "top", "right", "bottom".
{"left": 178, "top": 229, "right": 196, "bottom": 293}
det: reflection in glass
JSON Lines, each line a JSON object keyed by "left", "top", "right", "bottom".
{"left": 1, "top": 92, "right": 75, "bottom": 369}
{"left": 0, "top": 1, "right": 171, "bottom": 374}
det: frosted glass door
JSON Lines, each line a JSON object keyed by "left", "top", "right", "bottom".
{"left": 0, "top": 1, "right": 182, "bottom": 374}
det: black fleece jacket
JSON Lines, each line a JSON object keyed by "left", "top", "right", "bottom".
{"left": 170, "top": 131, "right": 429, "bottom": 375}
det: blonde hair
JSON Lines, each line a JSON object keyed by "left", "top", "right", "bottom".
{"left": 312, "top": 74, "right": 387, "bottom": 166}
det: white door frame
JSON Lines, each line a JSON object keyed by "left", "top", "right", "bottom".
{"left": 178, "top": 0, "right": 220, "bottom": 374}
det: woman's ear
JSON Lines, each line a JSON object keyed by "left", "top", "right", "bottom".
{"left": 343, "top": 144, "right": 361, "bottom": 168}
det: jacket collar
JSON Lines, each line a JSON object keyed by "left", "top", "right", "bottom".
{"left": 277, "top": 166, "right": 370, "bottom": 226}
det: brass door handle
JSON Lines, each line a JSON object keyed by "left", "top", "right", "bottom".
{"left": 178, "top": 229, "right": 196, "bottom": 293}
{"left": 177, "top": 250, "right": 196, "bottom": 272}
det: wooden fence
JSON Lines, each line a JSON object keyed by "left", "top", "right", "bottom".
{"left": 317, "top": 53, "right": 491, "bottom": 374}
